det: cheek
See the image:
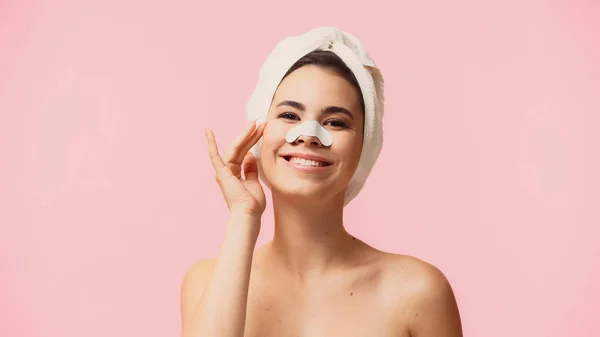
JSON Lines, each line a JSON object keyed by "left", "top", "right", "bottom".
{"left": 260, "top": 122, "right": 289, "bottom": 154}
{"left": 333, "top": 132, "right": 362, "bottom": 154}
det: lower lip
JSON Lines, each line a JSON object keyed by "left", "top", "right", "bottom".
{"left": 281, "top": 157, "right": 332, "bottom": 172}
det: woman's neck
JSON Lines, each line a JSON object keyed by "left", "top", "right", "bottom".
{"left": 265, "top": 192, "right": 357, "bottom": 280}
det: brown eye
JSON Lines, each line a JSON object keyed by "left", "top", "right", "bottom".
{"left": 325, "top": 119, "right": 347, "bottom": 128}
{"left": 278, "top": 112, "right": 300, "bottom": 120}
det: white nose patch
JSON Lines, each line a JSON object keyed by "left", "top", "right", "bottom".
{"left": 285, "top": 120, "right": 333, "bottom": 146}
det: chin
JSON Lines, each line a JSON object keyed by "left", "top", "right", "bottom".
{"left": 279, "top": 181, "right": 328, "bottom": 197}
{"left": 268, "top": 174, "right": 349, "bottom": 205}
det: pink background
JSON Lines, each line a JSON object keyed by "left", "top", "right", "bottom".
{"left": 1, "top": 1, "right": 599, "bottom": 336}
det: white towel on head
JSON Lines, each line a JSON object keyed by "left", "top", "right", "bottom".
{"left": 246, "top": 26, "right": 385, "bottom": 207}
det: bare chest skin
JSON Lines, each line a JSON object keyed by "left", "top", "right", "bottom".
{"left": 243, "top": 257, "right": 412, "bottom": 337}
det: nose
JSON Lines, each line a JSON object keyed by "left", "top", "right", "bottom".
{"left": 293, "top": 134, "right": 324, "bottom": 147}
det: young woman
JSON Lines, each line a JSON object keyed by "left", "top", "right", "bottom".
{"left": 180, "top": 27, "right": 463, "bottom": 337}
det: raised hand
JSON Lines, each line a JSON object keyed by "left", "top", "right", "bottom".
{"left": 205, "top": 120, "right": 267, "bottom": 219}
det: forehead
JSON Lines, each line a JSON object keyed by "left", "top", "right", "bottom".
{"left": 272, "top": 66, "right": 362, "bottom": 109}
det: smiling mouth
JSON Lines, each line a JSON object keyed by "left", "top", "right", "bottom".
{"left": 283, "top": 156, "right": 331, "bottom": 167}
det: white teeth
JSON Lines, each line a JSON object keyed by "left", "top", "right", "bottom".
{"left": 289, "top": 157, "right": 326, "bottom": 167}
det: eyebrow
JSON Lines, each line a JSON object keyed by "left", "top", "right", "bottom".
{"left": 275, "top": 100, "right": 355, "bottom": 120}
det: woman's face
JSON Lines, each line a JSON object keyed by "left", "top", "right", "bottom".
{"left": 259, "top": 65, "right": 364, "bottom": 202}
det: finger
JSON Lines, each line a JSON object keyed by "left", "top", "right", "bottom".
{"left": 226, "top": 161, "right": 242, "bottom": 179}
{"left": 206, "top": 128, "right": 236, "bottom": 182}
{"left": 242, "top": 152, "right": 259, "bottom": 181}
{"left": 223, "top": 121, "right": 258, "bottom": 163}
{"left": 223, "top": 121, "right": 257, "bottom": 161}
{"left": 234, "top": 122, "right": 266, "bottom": 164}
{"left": 206, "top": 128, "right": 226, "bottom": 169}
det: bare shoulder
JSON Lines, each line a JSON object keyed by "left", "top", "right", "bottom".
{"left": 380, "top": 253, "right": 463, "bottom": 337}
{"left": 179, "top": 258, "right": 217, "bottom": 325}
{"left": 181, "top": 258, "right": 217, "bottom": 284}
{"left": 380, "top": 253, "right": 451, "bottom": 290}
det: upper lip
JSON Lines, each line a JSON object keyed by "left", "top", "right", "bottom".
{"left": 281, "top": 153, "right": 332, "bottom": 164}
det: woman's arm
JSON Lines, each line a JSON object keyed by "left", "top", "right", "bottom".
{"left": 180, "top": 213, "right": 260, "bottom": 337}
{"left": 181, "top": 123, "right": 266, "bottom": 337}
